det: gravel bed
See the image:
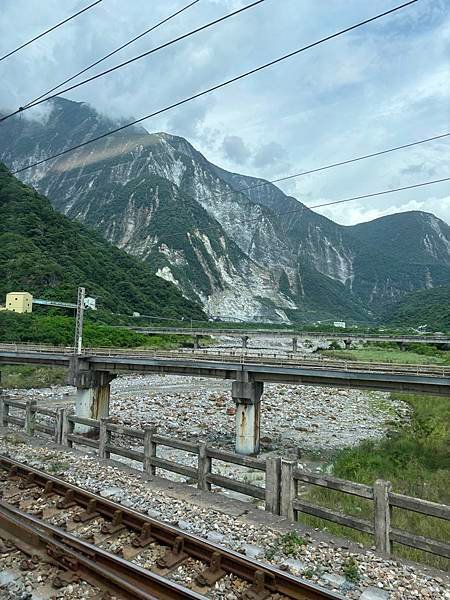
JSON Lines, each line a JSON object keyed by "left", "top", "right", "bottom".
{"left": 6, "top": 373, "right": 411, "bottom": 456}
{"left": 0, "top": 437, "right": 447, "bottom": 600}
{"left": 0, "top": 536, "right": 111, "bottom": 599}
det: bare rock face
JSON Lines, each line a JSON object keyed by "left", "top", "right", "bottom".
{"left": 1, "top": 97, "right": 449, "bottom": 322}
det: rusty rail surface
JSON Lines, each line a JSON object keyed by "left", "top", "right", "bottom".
{"left": 0, "top": 501, "right": 204, "bottom": 599}
{"left": 0, "top": 455, "right": 344, "bottom": 600}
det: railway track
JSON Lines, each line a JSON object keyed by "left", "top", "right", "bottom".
{"left": 0, "top": 455, "right": 344, "bottom": 600}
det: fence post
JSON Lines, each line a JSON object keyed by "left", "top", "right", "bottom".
{"left": 197, "top": 442, "right": 212, "bottom": 491}
{"left": 25, "top": 400, "right": 37, "bottom": 436}
{"left": 0, "top": 396, "right": 9, "bottom": 428}
{"left": 265, "top": 456, "right": 282, "bottom": 515}
{"left": 61, "top": 412, "right": 74, "bottom": 448}
{"left": 54, "top": 408, "right": 66, "bottom": 445}
{"left": 374, "top": 479, "right": 392, "bottom": 555}
{"left": 98, "top": 418, "right": 112, "bottom": 459}
{"left": 280, "top": 460, "right": 297, "bottom": 520}
{"left": 143, "top": 425, "right": 157, "bottom": 476}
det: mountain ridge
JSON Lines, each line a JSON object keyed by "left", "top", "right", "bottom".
{"left": 1, "top": 97, "right": 449, "bottom": 322}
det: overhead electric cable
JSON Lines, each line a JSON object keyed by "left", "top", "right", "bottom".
{"left": 23, "top": 0, "right": 201, "bottom": 109}
{"left": 10, "top": 0, "right": 419, "bottom": 173}
{"left": 1, "top": 0, "right": 266, "bottom": 122}
{"left": 160, "top": 176, "right": 450, "bottom": 240}
{"left": 268, "top": 134, "right": 450, "bottom": 186}
{"left": 38, "top": 130, "right": 449, "bottom": 199}
{"left": 306, "top": 177, "right": 450, "bottom": 211}
{"left": 0, "top": 1, "right": 103, "bottom": 62}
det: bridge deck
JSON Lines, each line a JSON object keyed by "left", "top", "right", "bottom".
{"left": 0, "top": 345, "right": 448, "bottom": 396}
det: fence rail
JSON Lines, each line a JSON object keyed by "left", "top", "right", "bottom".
{"left": 0, "top": 396, "right": 448, "bottom": 560}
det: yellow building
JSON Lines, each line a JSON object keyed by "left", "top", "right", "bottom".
{"left": 0, "top": 292, "right": 33, "bottom": 313}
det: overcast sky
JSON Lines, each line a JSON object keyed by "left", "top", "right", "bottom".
{"left": 1, "top": 0, "right": 449, "bottom": 225}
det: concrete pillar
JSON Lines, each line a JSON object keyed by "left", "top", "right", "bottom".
{"left": 399, "top": 342, "right": 406, "bottom": 352}
{"left": 241, "top": 336, "right": 249, "bottom": 349}
{"left": 75, "top": 375, "right": 112, "bottom": 421}
{"left": 292, "top": 337, "right": 298, "bottom": 353}
{"left": 232, "top": 378, "right": 263, "bottom": 455}
{"left": 344, "top": 339, "right": 351, "bottom": 349}
{"left": 69, "top": 358, "right": 115, "bottom": 433}
{"left": 194, "top": 335, "right": 200, "bottom": 350}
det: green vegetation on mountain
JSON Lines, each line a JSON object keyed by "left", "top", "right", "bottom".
{"left": 381, "top": 285, "right": 450, "bottom": 332}
{"left": 0, "top": 163, "right": 204, "bottom": 320}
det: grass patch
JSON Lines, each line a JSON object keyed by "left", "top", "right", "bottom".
{"left": 322, "top": 347, "right": 449, "bottom": 366}
{"left": 299, "top": 393, "right": 450, "bottom": 571}
{"left": 1, "top": 365, "right": 68, "bottom": 389}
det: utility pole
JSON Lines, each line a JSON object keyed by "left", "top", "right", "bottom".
{"left": 74, "top": 287, "right": 85, "bottom": 355}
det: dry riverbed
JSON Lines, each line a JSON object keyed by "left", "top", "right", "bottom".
{"left": 5, "top": 373, "right": 411, "bottom": 457}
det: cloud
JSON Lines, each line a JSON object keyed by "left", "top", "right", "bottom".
{"left": 315, "top": 196, "right": 450, "bottom": 226}
{"left": 221, "top": 135, "right": 250, "bottom": 164}
{"left": 0, "top": 0, "right": 449, "bottom": 224}
{"left": 252, "top": 142, "right": 287, "bottom": 169}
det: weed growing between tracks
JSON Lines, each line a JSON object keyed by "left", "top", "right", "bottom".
{"left": 300, "top": 393, "right": 450, "bottom": 571}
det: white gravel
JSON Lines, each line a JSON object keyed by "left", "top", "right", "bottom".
{"left": 0, "top": 437, "right": 448, "bottom": 600}
{"left": 6, "top": 373, "right": 411, "bottom": 456}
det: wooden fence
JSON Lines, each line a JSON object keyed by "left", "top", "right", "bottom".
{"left": 0, "top": 396, "right": 449, "bottom": 560}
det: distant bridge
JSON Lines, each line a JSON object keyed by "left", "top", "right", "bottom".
{"left": 129, "top": 327, "right": 450, "bottom": 349}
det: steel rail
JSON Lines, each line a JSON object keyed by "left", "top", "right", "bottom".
{"left": 0, "top": 500, "right": 205, "bottom": 599}
{"left": 0, "top": 455, "right": 344, "bottom": 600}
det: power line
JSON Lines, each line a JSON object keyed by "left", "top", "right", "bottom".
{"left": 33, "top": 130, "right": 449, "bottom": 221}
{"left": 268, "top": 133, "right": 450, "bottom": 187}
{"left": 1, "top": 0, "right": 266, "bottom": 122}
{"left": 10, "top": 0, "right": 419, "bottom": 173}
{"left": 22, "top": 0, "right": 201, "bottom": 110}
{"left": 161, "top": 176, "right": 450, "bottom": 240}
{"left": 0, "top": 1, "right": 103, "bottom": 63}
{"left": 41, "top": 131, "right": 449, "bottom": 188}
{"left": 307, "top": 177, "right": 450, "bottom": 211}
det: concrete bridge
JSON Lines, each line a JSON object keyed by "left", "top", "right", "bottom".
{"left": 129, "top": 327, "right": 450, "bottom": 351}
{"left": 0, "top": 344, "right": 449, "bottom": 456}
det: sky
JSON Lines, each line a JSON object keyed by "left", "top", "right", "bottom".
{"left": 0, "top": 0, "right": 449, "bottom": 225}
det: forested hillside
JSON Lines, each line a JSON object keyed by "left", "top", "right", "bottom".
{"left": 0, "top": 163, "right": 204, "bottom": 320}
{"left": 382, "top": 285, "right": 450, "bottom": 331}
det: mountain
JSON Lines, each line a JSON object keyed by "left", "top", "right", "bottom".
{"left": 0, "top": 162, "right": 204, "bottom": 320}
{"left": 1, "top": 98, "right": 449, "bottom": 322}
{"left": 382, "top": 284, "right": 450, "bottom": 332}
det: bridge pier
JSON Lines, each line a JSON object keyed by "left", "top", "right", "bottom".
{"left": 292, "top": 337, "right": 298, "bottom": 352}
{"left": 344, "top": 339, "right": 352, "bottom": 349}
{"left": 194, "top": 335, "right": 200, "bottom": 350}
{"left": 232, "top": 378, "right": 263, "bottom": 456}
{"left": 241, "top": 336, "right": 249, "bottom": 350}
{"left": 69, "top": 358, "right": 116, "bottom": 432}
